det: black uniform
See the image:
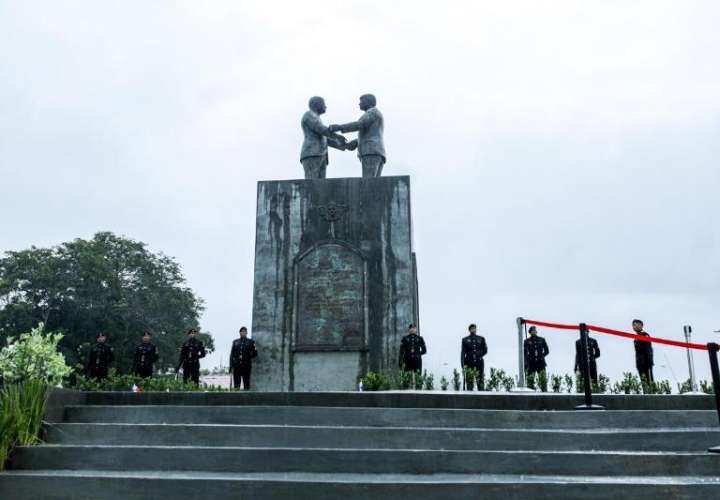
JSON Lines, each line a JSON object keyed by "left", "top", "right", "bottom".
{"left": 634, "top": 332, "right": 654, "bottom": 382}
{"left": 461, "top": 334, "right": 488, "bottom": 390}
{"left": 230, "top": 337, "right": 258, "bottom": 390}
{"left": 574, "top": 337, "right": 601, "bottom": 384}
{"left": 524, "top": 335, "right": 550, "bottom": 375}
{"left": 86, "top": 342, "right": 114, "bottom": 380}
{"left": 132, "top": 342, "right": 159, "bottom": 378}
{"left": 399, "top": 333, "right": 426, "bottom": 373}
{"left": 177, "top": 337, "right": 206, "bottom": 385}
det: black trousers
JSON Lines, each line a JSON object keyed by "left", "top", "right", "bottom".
{"left": 402, "top": 359, "right": 422, "bottom": 373}
{"left": 134, "top": 366, "right": 153, "bottom": 379}
{"left": 88, "top": 368, "right": 109, "bottom": 380}
{"left": 464, "top": 362, "right": 484, "bottom": 390}
{"left": 183, "top": 364, "right": 200, "bottom": 385}
{"left": 637, "top": 365, "right": 654, "bottom": 383}
{"left": 233, "top": 367, "right": 252, "bottom": 390}
{"left": 588, "top": 362, "right": 598, "bottom": 385}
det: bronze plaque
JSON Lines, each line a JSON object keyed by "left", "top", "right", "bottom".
{"left": 296, "top": 244, "right": 365, "bottom": 349}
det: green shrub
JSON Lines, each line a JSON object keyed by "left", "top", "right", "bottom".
{"left": 526, "top": 371, "right": 536, "bottom": 391}
{"left": 413, "top": 371, "right": 424, "bottom": 390}
{"left": 563, "top": 374, "right": 574, "bottom": 393}
{"left": 501, "top": 371, "right": 515, "bottom": 392}
{"left": 440, "top": 376, "right": 449, "bottom": 391}
{"left": 452, "top": 369, "right": 461, "bottom": 391}
{"left": 611, "top": 372, "right": 642, "bottom": 394}
{"left": 486, "top": 368, "right": 502, "bottom": 391}
{"left": 0, "top": 323, "right": 70, "bottom": 471}
{"left": 0, "top": 323, "right": 72, "bottom": 385}
{"left": 537, "top": 370, "right": 548, "bottom": 392}
{"left": 423, "top": 371, "right": 435, "bottom": 391}
{"left": 71, "top": 371, "right": 214, "bottom": 392}
{"left": 591, "top": 374, "right": 610, "bottom": 394}
{"left": 551, "top": 374, "right": 563, "bottom": 393}
{"left": 463, "top": 367, "right": 481, "bottom": 390}
{"left": 700, "top": 380, "right": 714, "bottom": 395}
{"left": 0, "top": 379, "right": 50, "bottom": 471}
{"left": 361, "top": 371, "right": 391, "bottom": 391}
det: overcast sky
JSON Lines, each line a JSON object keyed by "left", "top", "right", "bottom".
{"left": 1, "top": 1, "right": 719, "bottom": 388}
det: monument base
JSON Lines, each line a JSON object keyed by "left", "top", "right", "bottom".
{"left": 251, "top": 176, "right": 419, "bottom": 391}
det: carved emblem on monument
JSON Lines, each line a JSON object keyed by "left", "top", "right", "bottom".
{"left": 318, "top": 202, "right": 348, "bottom": 222}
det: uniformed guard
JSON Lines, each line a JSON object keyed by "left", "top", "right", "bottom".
{"left": 523, "top": 326, "right": 550, "bottom": 378}
{"left": 461, "top": 323, "right": 488, "bottom": 390}
{"left": 229, "top": 326, "right": 258, "bottom": 390}
{"left": 399, "top": 324, "right": 426, "bottom": 373}
{"left": 175, "top": 328, "right": 206, "bottom": 385}
{"left": 574, "top": 334, "right": 601, "bottom": 385}
{"left": 132, "top": 331, "right": 159, "bottom": 378}
{"left": 632, "top": 319, "right": 654, "bottom": 382}
{"left": 86, "top": 332, "right": 114, "bottom": 380}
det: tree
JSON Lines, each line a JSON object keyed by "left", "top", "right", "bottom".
{"left": 0, "top": 232, "right": 212, "bottom": 374}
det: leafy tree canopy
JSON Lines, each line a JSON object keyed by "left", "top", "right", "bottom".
{"left": 0, "top": 232, "right": 212, "bottom": 373}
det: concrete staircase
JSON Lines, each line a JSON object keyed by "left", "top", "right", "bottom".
{"left": 1, "top": 391, "right": 719, "bottom": 499}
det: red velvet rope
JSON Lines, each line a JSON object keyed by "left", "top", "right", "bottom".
{"left": 523, "top": 318, "right": 708, "bottom": 351}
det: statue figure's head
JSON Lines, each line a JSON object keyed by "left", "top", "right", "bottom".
{"left": 308, "top": 96, "right": 326, "bottom": 114}
{"left": 359, "top": 94, "right": 376, "bottom": 111}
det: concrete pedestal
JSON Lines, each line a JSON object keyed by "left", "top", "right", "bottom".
{"left": 251, "top": 176, "right": 419, "bottom": 391}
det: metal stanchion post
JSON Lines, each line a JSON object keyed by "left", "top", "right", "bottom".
{"left": 575, "top": 323, "right": 604, "bottom": 411}
{"left": 706, "top": 343, "right": 720, "bottom": 453}
{"left": 512, "top": 317, "right": 533, "bottom": 392}
{"left": 682, "top": 325, "right": 703, "bottom": 394}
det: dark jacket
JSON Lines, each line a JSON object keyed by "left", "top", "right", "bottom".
{"left": 399, "top": 334, "right": 426, "bottom": 367}
{"left": 230, "top": 337, "right": 258, "bottom": 371}
{"left": 461, "top": 334, "right": 488, "bottom": 368}
{"left": 634, "top": 332, "right": 653, "bottom": 369}
{"left": 574, "top": 337, "right": 601, "bottom": 372}
{"left": 133, "top": 342, "right": 159, "bottom": 375}
{"left": 177, "top": 338, "right": 206, "bottom": 371}
{"left": 86, "top": 342, "right": 114, "bottom": 377}
{"left": 524, "top": 335, "right": 549, "bottom": 370}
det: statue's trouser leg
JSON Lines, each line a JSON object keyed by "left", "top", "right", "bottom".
{"left": 301, "top": 157, "right": 327, "bottom": 179}
{"left": 376, "top": 158, "right": 385, "bottom": 177}
{"left": 361, "top": 155, "right": 384, "bottom": 177}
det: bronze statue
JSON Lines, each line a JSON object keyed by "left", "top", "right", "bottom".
{"left": 300, "top": 96, "right": 353, "bottom": 180}
{"left": 330, "top": 94, "right": 385, "bottom": 178}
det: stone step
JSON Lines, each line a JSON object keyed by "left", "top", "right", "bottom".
{"left": 11, "top": 446, "right": 720, "bottom": 476}
{"left": 63, "top": 405, "right": 719, "bottom": 429}
{"left": 44, "top": 423, "right": 720, "bottom": 452}
{"left": 2, "top": 470, "right": 719, "bottom": 500}
{"left": 82, "top": 391, "right": 717, "bottom": 411}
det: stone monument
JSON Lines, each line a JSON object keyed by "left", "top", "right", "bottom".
{"left": 251, "top": 95, "right": 418, "bottom": 391}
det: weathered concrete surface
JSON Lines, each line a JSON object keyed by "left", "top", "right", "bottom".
{"left": 251, "top": 176, "right": 418, "bottom": 391}
{"left": 63, "top": 405, "right": 720, "bottom": 429}
{"left": 3, "top": 392, "right": 720, "bottom": 500}
{"left": 44, "top": 388, "right": 87, "bottom": 424}
{"left": 45, "top": 423, "right": 720, "bottom": 451}
{"left": 82, "top": 390, "right": 717, "bottom": 411}
{"left": 11, "top": 446, "right": 720, "bottom": 476}
{"left": 3, "top": 471, "right": 718, "bottom": 500}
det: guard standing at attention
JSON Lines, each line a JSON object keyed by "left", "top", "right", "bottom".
{"left": 632, "top": 319, "right": 654, "bottom": 382}
{"left": 461, "top": 323, "right": 488, "bottom": 390}
{"left": 176, "top": 328, "right": 206, "bottom": 385}
{"left": 399, "top": 324, "right": 426, "bottom": 373}
{"left": 524, "top": 326, "right": 550, "bottom": 377}
{"left": 574, "top": 333, "right": 601, "bottom": 385}
{"left": 132, "top": 331, "right": 159, "bottom": 378}
{"left": 86, "top": 332, "right": 115, "bottom": 380}
{"left": 229, "top": 326, "right": 258, "bottom": 390}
